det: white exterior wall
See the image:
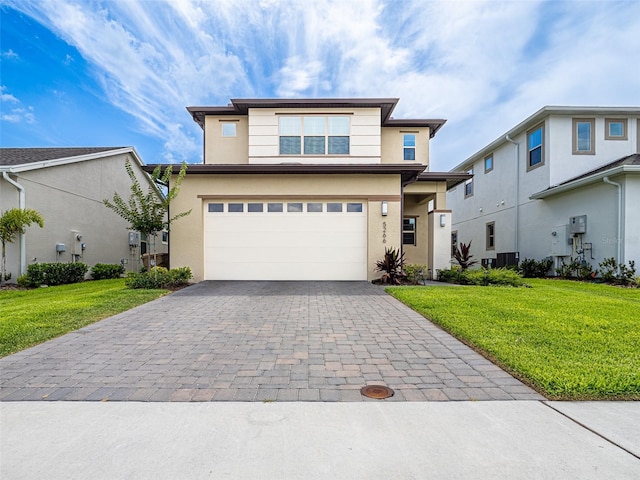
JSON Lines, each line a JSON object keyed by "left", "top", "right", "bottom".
{"left": 448, "top": 110, "right": 640, "bottom": 271}
{"left": 548, "top": 116, "right": 639, "bottom": 186}
{"left": 247, "top": 107, "right": 381, "bottom": 164}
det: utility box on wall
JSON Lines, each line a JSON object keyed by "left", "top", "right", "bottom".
{"left": 569, "top": 215, "right": 587, "bottom": 234}
{"left": 551, "top": 225, "right": 571, "bottom": 256}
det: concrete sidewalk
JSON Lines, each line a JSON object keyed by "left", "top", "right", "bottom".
{"left": 1, "top": 401, "right": 638, "bottom": 479}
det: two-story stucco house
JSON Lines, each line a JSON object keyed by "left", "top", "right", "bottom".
{"left": 146, "top": 98, "right": 468, "bottom": 281}
{"left": 0, "top": 147, "right": 166, "bottom": 281}
{"left": 447, "top": 107, "right": 640, "bottom": 273}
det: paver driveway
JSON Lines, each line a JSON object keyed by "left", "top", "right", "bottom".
{"left": 0, "top": 281, "right": 542, "bottom": 402}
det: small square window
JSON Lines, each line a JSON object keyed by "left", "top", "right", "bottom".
{"left": 287, "top": 203, "right": 303, "bottom": 212}
{"left": 248, "top": 203, "right": 263, "bottom": 212}
{"left": 327, "top": 203, "right": 343, "bottom": 212}
{"left": 228, "top": 203, "right": 244, "bottom": 213}
{"left": 208, "top": 203, "right": 223, "bottom": 212}
{"left": 605, "top": 118, "right": 627, "bottom": 140}
{"left": 222, "top": 122, "right": 237, "bottom": 137}
{"left": 307, "top": 203, "right": 323, "bottom": 212}
{"left": 267, "top": 203, "right": 283, "bottom": 213}
{"left": 347, "top": 203, "right": 363, "bottom": 213}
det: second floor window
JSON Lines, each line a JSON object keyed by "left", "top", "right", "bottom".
{"left": 573, "top": 118, "right": 595, "bottom": 154}
{"left": 279, "top": 116, "right": 350, "bottom": 155}
{"left": 527, "top": 124, "right": 544, "bottom": 170}
{"left": 464, "top": 167, "right": 473, "bottom": 198}
{"left": 403, "top": 134, "right": 416, "bottom": 160}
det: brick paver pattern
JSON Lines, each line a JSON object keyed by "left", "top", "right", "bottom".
{"left": 0, "top": 281, "right": 543, "bottom": 402}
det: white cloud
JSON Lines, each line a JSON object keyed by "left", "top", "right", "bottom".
{"left": 1, "top": 49, "right": 19, "bottom": 59}
{"left": 1, "top": 85, "right": 19, "bottom": 103}
{"left": 4, "top": 0, "right": 639, "bottom": 168}
{"left": 2, "top": 106, "right": 36, "bottom": 124}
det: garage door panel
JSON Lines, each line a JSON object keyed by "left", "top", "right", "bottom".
{"left": 204, "top": 201, "right": 367, "bottom": 280}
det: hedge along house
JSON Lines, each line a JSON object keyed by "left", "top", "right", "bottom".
{"left": 145, "top": 99, "right": 469, "bottom": 281}
{"left": 0, "top": 147, "right": 167, "bottom": 281}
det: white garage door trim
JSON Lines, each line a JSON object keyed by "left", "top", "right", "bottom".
{"left": 204, "top": 200, "right": 367, "bottom": 280}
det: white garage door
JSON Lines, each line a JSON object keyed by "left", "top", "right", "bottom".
{"left": 204, "top": 200, "right": 367, "bottom": 280}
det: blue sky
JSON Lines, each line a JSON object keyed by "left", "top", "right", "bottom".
{"left": 1, "top": 0, "right": 639, "bottom": 171}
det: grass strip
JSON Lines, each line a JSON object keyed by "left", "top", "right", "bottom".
{"left": 387, "top": 279, "right": 640, "bottom": 400}
{"left": 0, "top": 279, "right": 168, "bottom": 357}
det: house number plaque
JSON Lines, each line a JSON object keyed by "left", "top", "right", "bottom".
{"left": 382, "top": 221, "right": 387, "bottom": 244}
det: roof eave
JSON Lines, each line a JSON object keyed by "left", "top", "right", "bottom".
{"left": 0, "top": 147, "right": 144, "bottom": 173}
{"left": 530, "top": 165, "right": 640, "bottom": 199}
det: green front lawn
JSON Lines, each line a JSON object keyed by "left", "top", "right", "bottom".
{"left": 387, "top": 279, "right": 640, "bottom": 400}
{"left": 0, "top": 279, "right": 168, "bottom": 357}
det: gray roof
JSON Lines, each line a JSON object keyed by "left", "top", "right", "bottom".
{"left": 0, "top": 147, "right": 128, "bottom": 167}
{"left": 557, "top": 153, "right": 640, "bottom": 186}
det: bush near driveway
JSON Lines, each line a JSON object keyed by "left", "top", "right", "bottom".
{"left": 387, "top": 279, "right": 640, "bottom": 400}
{"left": 0, "top": 278, "right": 168, "bottom": 357}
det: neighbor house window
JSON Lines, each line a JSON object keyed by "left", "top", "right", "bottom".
{"left": 279, "top": 116, "right": 350, "bottom": 155}
{"left": 486, "top": 222, "right": 495, "bottom": 250}
{"left": 484, "top": 154, "right": 493, "bottom": 173}
{"left": 527, "top": 123, "right": 544, "bottom": 170}
{"left": 221, "top": 122, "right": 237, "bottom": 137}
{"left": 572, "top": 118, "right": 595, "bottom": 154}
{"left": 605, "top": 118, "right": 627, "bottom": 140}
{"left": 161, "top": 231, "right": 168, "bottom": 244}
{"left": 464, "top": 167, "right": 473, "bottom": 198}
{"left": 403, "top": 134, "right": 416, "bottom": 160}
{"left": 451, "top": 231, "right": 458, "bottom": 256}
{"left": 403, "top": 217, "right": 416, "bottom": 245}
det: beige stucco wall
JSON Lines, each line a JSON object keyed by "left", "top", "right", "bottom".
{"left": 1, "top": 153, "right": 166, "bottom": 281}
{"left": 381, "top": 127, "right": 430, "bottom": 165}
{"left": 403, "top": 198, "right": 430, "bottom": 267}
{"left": 169, "top": 173, "right": 403, "bottom": 282}
{"left": 204, "top": 116, "right": 249, "bottom": 164}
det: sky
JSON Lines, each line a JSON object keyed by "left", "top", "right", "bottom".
{"left": 1, "top": 0, "right": 639, "bottom": 171}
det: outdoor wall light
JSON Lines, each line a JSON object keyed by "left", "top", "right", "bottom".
{"left": 439, "top": 214, "right": 446, "bottom": 227}
{"left": 381, "top": 201, "right": 388, "bottom": 216}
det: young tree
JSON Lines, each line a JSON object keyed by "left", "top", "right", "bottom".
{"left": 104, "top": 160, "right": 191, "bottom": 269}
{"left": 0, "top": 208, "right": 44, "bottom": 283}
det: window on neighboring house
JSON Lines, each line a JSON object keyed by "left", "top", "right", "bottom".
{"left": 484, "top": 154, "right": 493, "bottom": 173}
{"left": 486, "top": 222, "right": 495, "bottom": 250}
{"left": 464, "top": 168, "right": 473, "bottom": 198}
{"left": 403, "top": 217, "right": 416, "bottom": 245}
{"left": 161, "top": 231, "right": 168, "bottom": 244}
{"left": 527, "top": 124, "right": 544, "bottom": 170}
{"left": 605, "top": 118, "right": 627, "bottom": 140}
{"left": 573, "top": 118, "right": 595, "bottom": 154}
{"left": 221, "top": 122, "right": 237, "bottom": 137}
{"left": 403, "top": 134, "right": 416, "bottom": 160}
{"left": 279, "top": 116, "right": 350, "bottom": 155}
{"left": 451, "top": 231, "right": 458, "bottom": 256}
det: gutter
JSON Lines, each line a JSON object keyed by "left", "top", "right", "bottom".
{"left": 505, "top": 134, "right": 520, "bottom": 254}
{"left": 2, "top": 171, "right": 27, "bottom": 275}
{"left": 603, "top": 176, "right": 623, "bottom": 268}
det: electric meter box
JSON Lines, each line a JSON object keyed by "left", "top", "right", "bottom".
{"left": 569, "top": 215, "right": 587, "bottom": 234}
{"left": 128, "top": 231, "right": 140, "bottom": 247}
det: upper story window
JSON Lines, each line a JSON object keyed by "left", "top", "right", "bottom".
{"left": 572, "top": 118, "right": 595, "bottom": 155}
{"left": 403, "top": 134, "right": 416, "bottom": 160}
{"left": 527, "top": 123, "right": 544, "bottom": 170}
{"left": 464, "top": 167, "right": 473, "bottom": 198}
{"left": 279, "top": 116, "right": 350, "bottom": 155}
{"left": 605, "top": 118, "right": 627, "bottom": 140}
{"left": 484, "top": 154, "right": 493, "bottom": 173}
{"left": 221, "top": 122, "right": 237, "bottom": 137}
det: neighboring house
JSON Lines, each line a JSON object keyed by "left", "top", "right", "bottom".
{"left": 447, "top": 107, "right": 640, "bottom": 273}
{"left": 0, "top": 147, "right": 167, "bottom": 281}
{"left": 144, "top": 98, "right": 469, "bottom": 281}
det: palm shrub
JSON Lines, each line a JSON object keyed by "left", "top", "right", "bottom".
{"left": 453, "top": 241, "right": 478, "bottom": 271}
{"left": 374, "top": 247, "right": 406, "bottom": 285}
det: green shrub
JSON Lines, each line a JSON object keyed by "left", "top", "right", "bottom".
{"left": 19, "top": 262, "right": 88, "bottom": 287}
{"left": 438, "top": 267, "right": 461, "bottom": 284}
{"left": 599, "top": 258, "right": 637, "bottom": 286}
{"left": 91, "top": 263, "right": 125, "bottom": 280}
{"left": 519, "top": 258, "right": 553, "bottom": 278}
{"left": 464, "top": 268, "right": 525, "bottom": 287}
{"left": 125, "top": 266, "right": 192, "bottom": 289}
{"left": 404, "top": 264, "right": 428, "bottom": 285}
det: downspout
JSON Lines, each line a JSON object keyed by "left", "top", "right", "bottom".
{"left": 2, "top": 171, "right": 27, "bottom": 275}
{"left": 505, "top": 135, "right": 519, "bottom": 255}
{"left": 603, "top": 176, "right": 623, "bottom": 268}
